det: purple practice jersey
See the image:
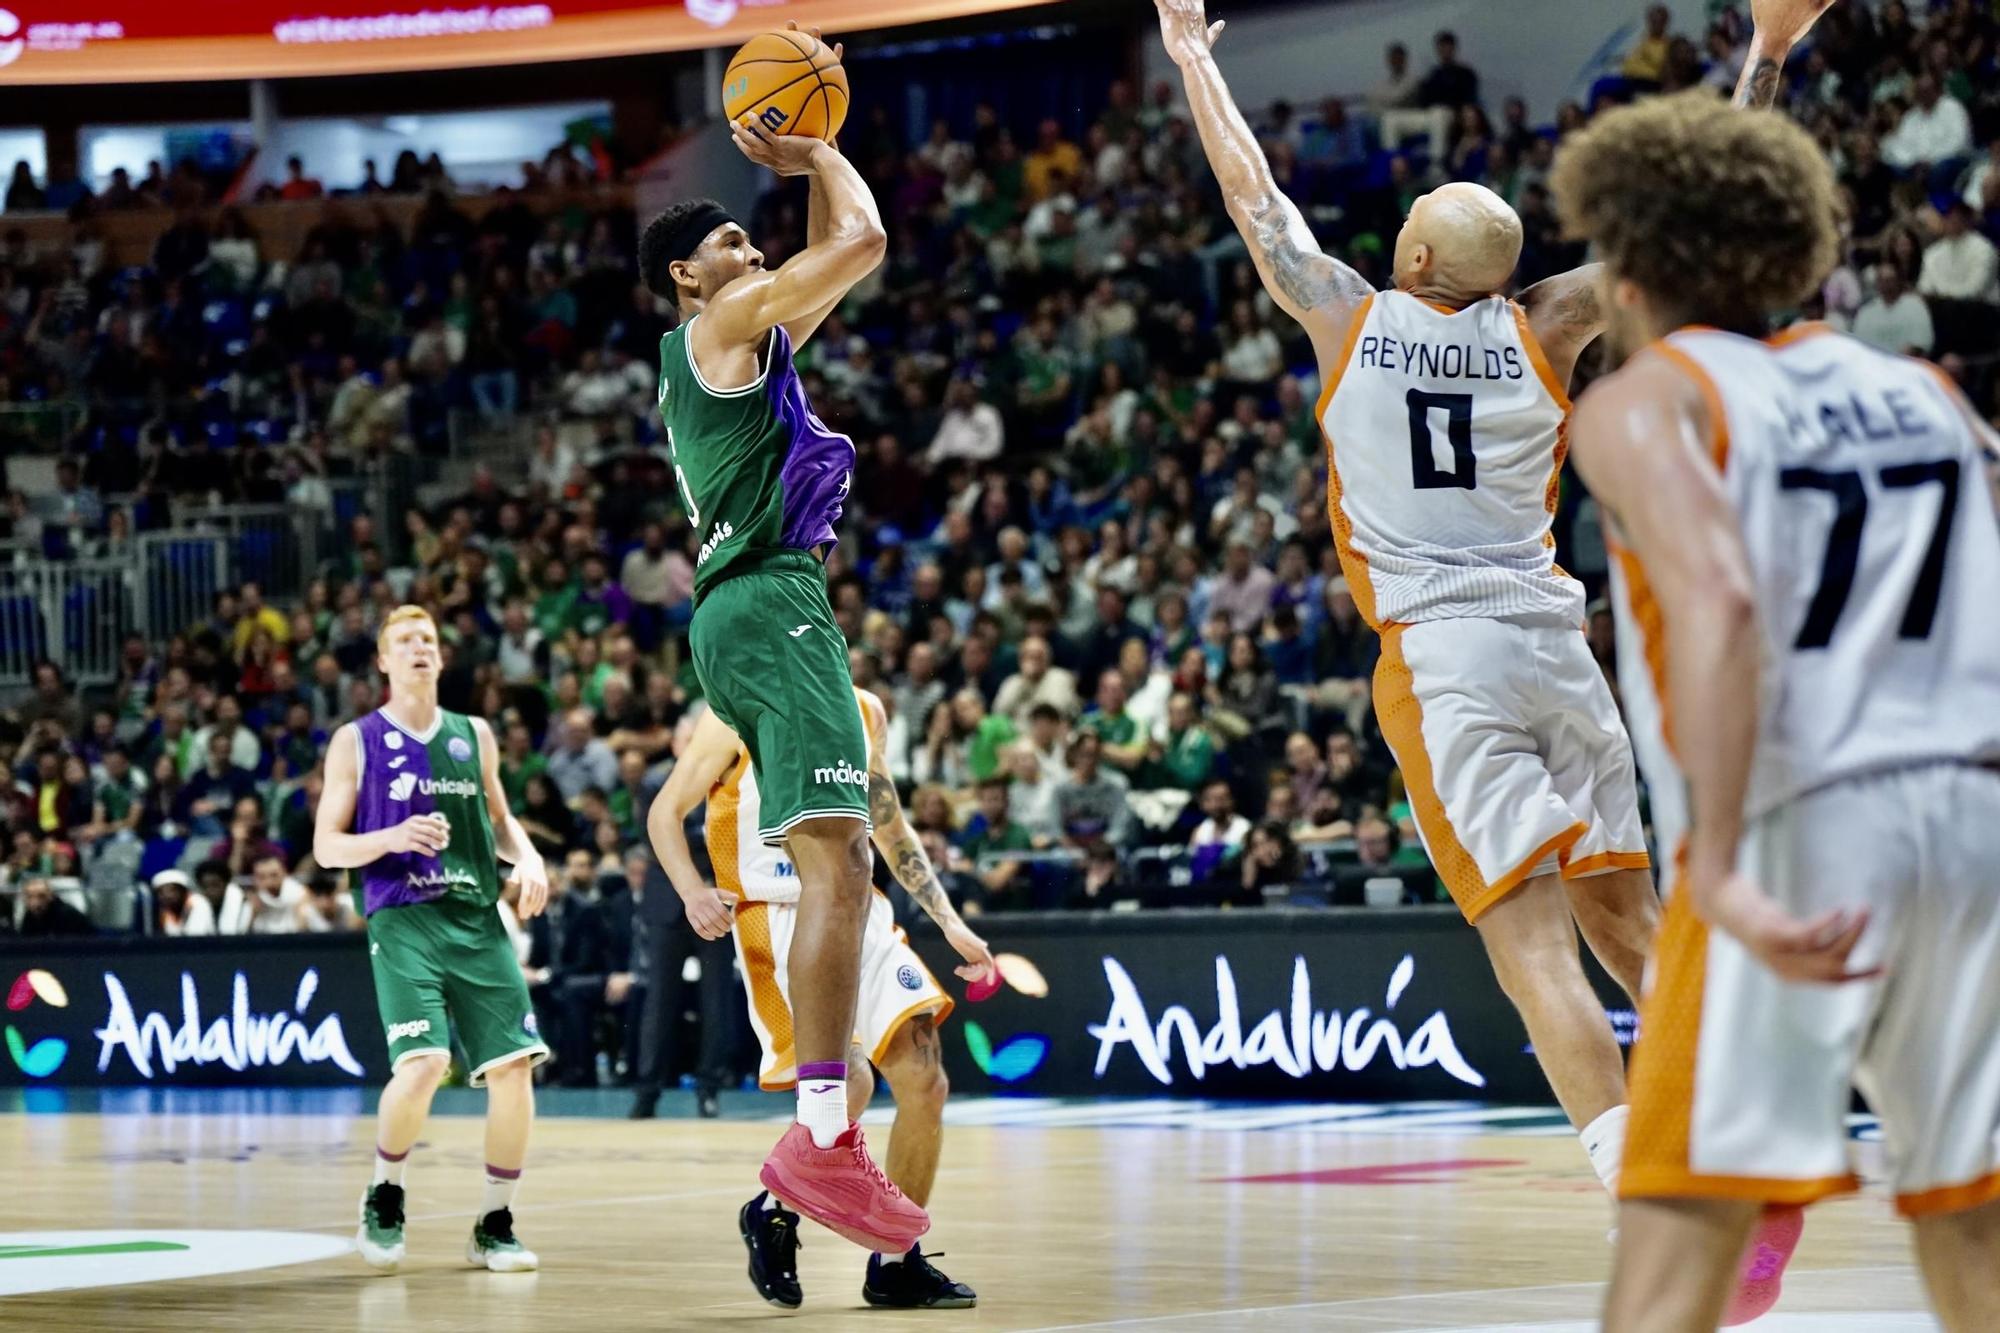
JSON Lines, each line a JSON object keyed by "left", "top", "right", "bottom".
{"left": 351, "top": 708, "right": 497, "bottom": 915}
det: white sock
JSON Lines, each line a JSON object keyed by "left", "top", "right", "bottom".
{"left": 481, "top": 1166, "right": 520, "bottom": 1217}
{"left": 1581, "top": 1104, "right": 1630, "bottom": 1196}
{"left": 796, "top": 1068, "right": 849, "bottom": 1150}
{"left": 372, "top": 1147, "right": 408, "bottom": 1188}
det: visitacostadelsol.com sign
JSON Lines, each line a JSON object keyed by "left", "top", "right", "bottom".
{"left": 0, "top": 0, "right": 1058, "bottom": 83}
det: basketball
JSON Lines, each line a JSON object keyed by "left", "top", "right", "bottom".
{"left": 722, "top": 30, "right": 849, "bottom": 143}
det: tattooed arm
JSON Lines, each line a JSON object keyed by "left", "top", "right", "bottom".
{"left": 861, "top": 693, "right": 997, "bottom": 984}
{"left": 1517, "top": 263, "right": 1605, "bottom": 391}
{"left": 1154, "top": 0, "right": 1373, "bottom": 360}
{"left": 1735, "top": 0, "right": 1836, "bottom": 109}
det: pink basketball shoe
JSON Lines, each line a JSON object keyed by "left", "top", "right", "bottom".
{"left": 1723, "top": 1204, "right": 1804, "bottom": 1326}
{"left": 759, "top": 1122, "right": 930, "bottom": 1253}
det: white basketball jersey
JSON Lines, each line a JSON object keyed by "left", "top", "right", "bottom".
{"left": 1610, "top": 325, "right": 2000, "bottom": 859}
{"left": 1319, "top": 291, "right": 1585, "bottom": 628}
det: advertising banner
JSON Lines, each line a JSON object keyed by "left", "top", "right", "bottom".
{"left": 0, "top": 937, "right": 384, "bottom": 1087}
{"left": 913, "top": 908, "right": 1634, "bottom": 1103}
{"left": 0, "top": 0, "right": 1058, "bottom": 84}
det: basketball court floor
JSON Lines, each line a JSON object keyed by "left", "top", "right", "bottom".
{"left": 1, "top": 1089, "right": 1939, "bottom": 1330}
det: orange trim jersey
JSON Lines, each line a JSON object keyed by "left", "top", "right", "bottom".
{"left": 706, "top": 687, "right": 884, "bottom": 903}
{"left": 1318, "top": 291, "right": 1584, "bottom": 629}
{"left": 1608, "top": 326, "right": 2000, "bottom": 885}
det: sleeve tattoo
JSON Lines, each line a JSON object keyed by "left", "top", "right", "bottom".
{"left": 1246, "top": 197, "right": 1373, "bottom": 313}
{"left": 869, "top": 767, "right": 957, "bottom": 924}
{"left": 1552, "top": 280, "right": 1601, "bottom": 338}
{"left": 1735, "top": 56, "right": 1784, "bottom": 110}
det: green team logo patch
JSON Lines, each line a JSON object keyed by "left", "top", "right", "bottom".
{"left": 0, "top": 1230, "right": 350, "bottom": 1295}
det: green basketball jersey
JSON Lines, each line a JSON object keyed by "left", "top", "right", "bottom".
{"left": 657, "top": 314, "right": 856, "bottom": 604}
{"left": 354, "top": 708, "right": 500, "bottom": 914}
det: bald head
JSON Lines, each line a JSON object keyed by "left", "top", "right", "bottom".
{"left": 1393, "top": 182, "right": 1523, "bottom": 304}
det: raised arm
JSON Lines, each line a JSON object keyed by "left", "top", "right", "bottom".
{"left": 1570, "top": 357, "right": 1869, "bottom": 983}
{"left": 1517, "top": 264, "right": 1605, "bottom": 389}
{"left": 1735, "top": 0, "right": 1836, "bottom": 109}
{"left": 473, "top": 717, "right": 547, "bottom": 919}
{"left": 699, "top": 124, "right": 885, "bottom": 352}
{"left": 862, "top": 696, "right": 995, "bottom": 985}
{"left": 643, "top": 709, "right": 742, "bottom": 940}
{"left": 1154, "top": 0, "right": 1372, "bottom": 360}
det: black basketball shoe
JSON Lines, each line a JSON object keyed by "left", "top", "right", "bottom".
{"left": 862, "top": 1245, "right": 977, "bottom": 1308}
{"left": 739, "top": 1191, "right": 803, "bottom": 1308}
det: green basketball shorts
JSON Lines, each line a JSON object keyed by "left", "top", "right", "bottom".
{"left": 690, "top": 549, "right": 872, "bottom": 844}
{"left": 366, "top": 897, "right": 549, "bottom": 1086}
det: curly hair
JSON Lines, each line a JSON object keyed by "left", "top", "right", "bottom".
{"left": 1549, "top": 90, "right": 1840, "bottom": 329}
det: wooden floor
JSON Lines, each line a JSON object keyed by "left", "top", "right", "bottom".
{"left": 0, "top": 1092, "right": 1941, "bottom": 1331}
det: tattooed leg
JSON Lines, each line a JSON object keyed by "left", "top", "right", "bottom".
{"left": 875, "top": 1015, "right": 949, "bottom": 1208}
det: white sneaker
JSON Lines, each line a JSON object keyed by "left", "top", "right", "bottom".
{"left": 466, "top": 1208, "right": 538, "bottom": 1272}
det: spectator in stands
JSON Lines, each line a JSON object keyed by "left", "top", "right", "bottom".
{"left": 190, "top": 694, "right": 262, "bottom": 773}
{"left": 547, "top": 707, "right": 617, "bottom": 802}
{"left": 528, "top": 848, "right": 613, "bottom": 1087}
{"left": 1238, "top": 821, "right": 1303, "bottom": 902}
{"left": 1055, "top": 731, "right": 1132, "bottom": 849}
{"left": 19, "top": 661, "right": 83, "bottom": 736}
{"left": 1622, "top": 5, "right": 1674, "bottom": 85}
{"left": 150, "top": 868, "right": 216, "bottom": 937}
{"left": 1148, "top": 690, "right": 1218, "bottom": 791}
{"left": 1918, "top": 202, "right": 1999, "bottom": 303}
{"left": 17, "top": 876, "right": 92, "bottom": 937}
{"left": 174, "top": 731, "right": 258, "bottom": 836}
{"left": 5, "top": 161, "right": 44, "bottom": 213}
{"left": 959, "top": 775, "right": 1036, "bottom": 908}
{"left": 297, "top": 876, "right": 362, "bottom": 932}
{"left": 1068, "top": 841, "right": 1131, "bottom": 911}
{"left": 1881, "top": 73, "right": 1973, "bottom": 188}
{"left": 82, "top": 747, "right": 145, "bottom": 847}
{"left": 231, "top": 582, "right": 289, "bottom": 657}
{"left": 928, "top": 376, "right": 1006, "bottom": 464}
{"left": 217, "top": 852, "right": 307, "bottom": 934}
{"left": 278, "top": 156, "right": 324, "bottom": 202}
{"left": 1419, "top": 31, "right": 1481, "bottom": 111}
{"left": 1188, "top": 777, "right": 1250, "bottom": 879}
{"left": 1851, "top": 261, "right": 1936, "bottom": 355}
{"left": 992, "top": 634, "right": 1079, "bottom": 725}
{"left": 1355, "top": 814, "right": 1399, "bottom": 872}
{"left": 1369, "top": 42, "right": 1420, "bottom": 114}
{"left": 1209, "top": 538, "right": 1276, "bottom": 632}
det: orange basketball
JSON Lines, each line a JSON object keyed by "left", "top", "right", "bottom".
{"left": 722, "top": 30, "right": 850, "bottom": 143}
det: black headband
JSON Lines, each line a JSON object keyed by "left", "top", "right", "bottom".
{"left": 655, "top": 203, "right": 740, "bottom": 290}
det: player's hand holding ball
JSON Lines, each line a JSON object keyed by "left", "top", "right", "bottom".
{"left": 511, "top": 852, "right": 550, "bottom": 920}
{"left": 388, "top": 812, "right": 451, "bottom": 857}
{"left": 684, "top": 886, "right": 736, "bottom": 940}
{"left": 724, "top": 21, "right": 848, "bottom": 174}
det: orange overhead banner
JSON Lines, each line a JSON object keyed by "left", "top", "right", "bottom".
{"left": 0, "top": 0, "right": 1060, "bottom": 84}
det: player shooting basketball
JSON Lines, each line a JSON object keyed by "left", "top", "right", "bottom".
{"left": 638, "top": 22, "right": 934, "bottom": 1257}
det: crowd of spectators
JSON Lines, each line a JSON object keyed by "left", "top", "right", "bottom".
{"left": 3, "top": 3, "right": 1997, "bottom": 1082}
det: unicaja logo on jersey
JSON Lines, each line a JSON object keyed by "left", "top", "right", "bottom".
{"left": 697, "top": 521, "right": 735, "bottom": 567}
{"left": 388, "top": 773, "right": 476, "bottom": 803}
{"left": 812, "top": 759, "right": 868, "bottom": 789}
